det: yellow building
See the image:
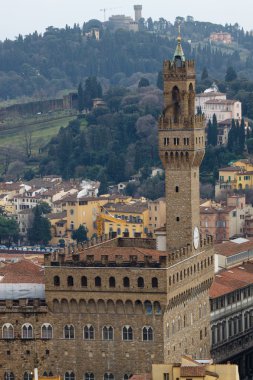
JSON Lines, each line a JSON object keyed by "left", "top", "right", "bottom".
{"left": 218, "top": 160, "right": 253, "bottom": 190}
{"left": 59, "top": 195, "right": 109, "bottom": 239}
{"left": 102, "top": 201, "right": 150, "bottom": 238}
{"left": 152, "top": 356, "right": 239, "bottom": 380}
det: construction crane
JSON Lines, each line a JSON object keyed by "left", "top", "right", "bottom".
{"left": 99, "top": 7, "right": 122, "bottom": 22}
{"left": 96, "top": 203, "right": 127, "bottom": 237}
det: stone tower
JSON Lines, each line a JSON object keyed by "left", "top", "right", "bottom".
{"left": 134, "top": 4, "right": 142, "bottom": 22}
{"left": 158, "top": 33, "right": 206, "bottom": 252}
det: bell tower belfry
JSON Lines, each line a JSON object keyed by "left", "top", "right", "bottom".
{"left": 159, "top": 33, "right": 206, "bottom": 252}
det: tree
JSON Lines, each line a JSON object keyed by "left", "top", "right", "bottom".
{"left": 201, "top": 67, "right": 208, "bottom": 80}
{"left": 84, "top": 77, "right": 103, "bottom": 110}
{"left": 157, "top": 71, "right": 163, "bottom": 91}
{"left": 72, "top": 225, "right": 88, "bottom": 243}
{"left": 212, "top": 114, "right": 218, "bottom": 146}
{"left": 23, "top": 130, "right": 33, "bottom": 159}
{"left": 225, "top": 66, "right": 237, "bottom": 82}
{"left": 77, "top": 82, "right": 85, "bottom": 112}
{"left": 0, "top": 215, "right": 19, "bottom": 245}
{"left": 28, "top": 206, "right": 51, "bottom": 245}
{"left": 138, "top": 77, "right": 150, "bottom": 88}
{"left": 247, "top": 138, "right": 253, "bottom": 154}
{"left": 37, "top": 202, "right": 52, "bottom": 215}
{"left": 228, "top": 119, "right": 237, "bottom": 151}
{"left": 238, "top": 118, "right": 245, "bottom": 153}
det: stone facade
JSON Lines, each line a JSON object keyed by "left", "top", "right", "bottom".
{"left": 0, "top": 37, "right": 214, "bottom": 380}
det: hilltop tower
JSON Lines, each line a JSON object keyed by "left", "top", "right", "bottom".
{"left": 134, "top": 4, "right": 142, "bottom": 22}
{"left": 158, "top": 32, "right": 206, "bottom": 252}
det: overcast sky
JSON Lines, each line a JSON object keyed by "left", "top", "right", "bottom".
{"left": 1, "top": 0, "right": 252, "bottom": 41}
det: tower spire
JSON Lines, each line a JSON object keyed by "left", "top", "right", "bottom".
{"left": 173, "top": 24, "right": 185, "bottom": 63}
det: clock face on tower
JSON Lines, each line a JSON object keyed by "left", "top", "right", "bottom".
{"left": 193, "top": 227, "right": 200, "bottom": 250}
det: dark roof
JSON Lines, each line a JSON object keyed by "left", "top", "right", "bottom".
{"left": 47, "top": 211, "right": 67, "bottom": 220}
{"left": 103, "top": 202, "right": 148, "bottom": 214}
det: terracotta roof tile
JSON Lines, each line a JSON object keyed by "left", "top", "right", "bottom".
{"left": 78, "top": 246, "right": 165, "bottom": 263}
{"left": 0, "top": 259, "right": 44, "bottom": 284}
{"left": 215, "top": 238, "right": 253, "bottom": 257}
{"left": 210, "top": 262, "right": 253, "bottom": 298}
{"left": 181, "top": 366, "right": 206, "bottom": 377}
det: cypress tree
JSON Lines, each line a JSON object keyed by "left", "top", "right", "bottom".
{"left": 212, "top": 114, "right": 218, "bottom": 146}
{"left": 239, "top": 118, "right": 245, "bottom": 153}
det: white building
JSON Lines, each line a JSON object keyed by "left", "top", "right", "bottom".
{"left": 195, "top": 83, "right": 242, "bottom": 124}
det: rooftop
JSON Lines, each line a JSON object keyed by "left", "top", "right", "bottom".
{"left": 104, "top": 202, "right": 148, "bottom": 214}
{"left": 0, "top": 259, "right": 44, "bottom": 284}
{"left": 210, "top": 262, "right": 253, "bottom": 298}
{"left": 205, "top": 99, "right": 238, "bottom": 105}
{"left": 215, "top": 237, "right": 253, "bottom": 257}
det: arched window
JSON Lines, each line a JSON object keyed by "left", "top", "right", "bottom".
{"left": 137, "top": 277, "right": 144, "bottom": 288}
{"left": 95, "top": 276, "right": 101, "bottom": 287}
{"left": 109, "top": 277, "right": 116, "bottom": 288}
{"left": 64, "top": 372, "right": 75, "bottom": 380}
{"left": 4, "top": 372, "right": 14, "bottom": 380}
{"left": 22, "top": 323, "right": 33, "bottom": 339}
{"left": 102, "top": 326, "right": 113, "bottom": 340}
{"left": 123, "top": 277, "right": 130, "bottom": 287}
{"left": 143, "top": 326, "right": 153, "bottom": 341}
{"left": 2, "top": 323, "right": 14, "bottom": 339}
{"left": 54, "top": 276, "right": 60, "bottom": 286}
{"left": 81, "top": 276, "right": 87, "bottom": 287}
{"left": 122, "top": 326, "right": 133, "bottom": 341}
{"left": 154, "top": 301, "right": 161, "bottom": 315}
{"left": 104, "top": 374, "right": 114, "bottom": 380}
{"left": 84, "top": 325, "right": 94, "bottom": 340}
{"left": 64, "top": 325, "right": 75, "bottom": 339}
{"left": 144, "top": 301, "right": 152, "bottom": 315}
{"left": 24, "top": 372, "right": 33, "bottom": 380}
{"left": 67, "top": 276, "right": 74, "bottom": 286}
{"left": 85, "top": 373, "right": 95, "bottom": 380}
{"left": 152, "top": 277, "right": 158, "bottom": 288}
{"left": 41, "top": 323, "right": 53, "bottom": 339}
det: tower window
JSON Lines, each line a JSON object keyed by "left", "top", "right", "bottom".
{"left": 174, "top": 138, "right": 180, "bottom": 145}
{"left": 175, "top": 186, "right": 179, "bottom": 193}
{"left": 164, "top": 137, "right": 169, "bottom": 146}
{"left": 184, "top": 138, "right": 189, "bottom": 146}
{"left": 176, "top": 217, "right": 180, "bottom": 222}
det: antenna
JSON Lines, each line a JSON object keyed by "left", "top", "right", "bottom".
{"left": 99, "top": 7, "right": 123, "bottom": 22}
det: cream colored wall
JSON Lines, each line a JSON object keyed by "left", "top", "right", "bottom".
{"left": 148, "top": 199, "right": 166, "bottom": 234}
{"left": 207, "top": 364, "right": 239, "bottom": 380}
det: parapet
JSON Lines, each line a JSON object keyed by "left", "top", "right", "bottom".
{"left": 167, "top": 235, "right": 213, "bottom": 266}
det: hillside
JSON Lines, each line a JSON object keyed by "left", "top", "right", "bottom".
{"left": 0, "top": 18, "right": 253, "bottom": 100}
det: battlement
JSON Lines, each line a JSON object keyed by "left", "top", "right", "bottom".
{"left": 163, "top": 59, "right": 195, "bottom": 71}
{"left": 167, "top": 235, "right": 213, "bottom": 266}
{"left": 158, "top": 114, "right": 205, "bottom": 130}
{"left": 44, "top": 235, "right": 165, "bottom": 268}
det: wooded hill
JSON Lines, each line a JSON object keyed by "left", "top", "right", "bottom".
{"left": 1, "top": 17, "right": 253, "bottom": 100}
